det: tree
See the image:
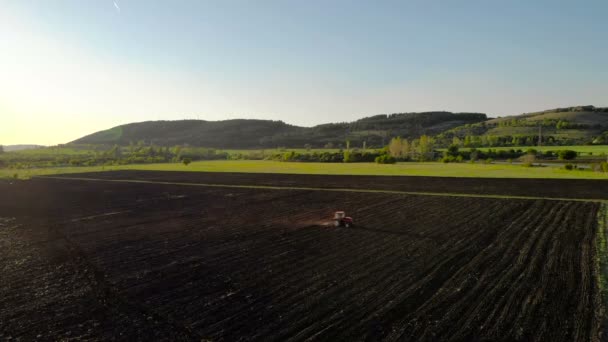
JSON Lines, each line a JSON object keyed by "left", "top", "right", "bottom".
{"left": 401, "top": 139, "right": 411, "bottom": 159}
{"left": 108, "top": 145, "right": 121, "bottom": 159}
{"left": 148, "top": 145, "right": 157, "bottom": 157}
{"left": 464, "top": 135, "right": 472, "bottom": 147}
{"left": 452, "top": 137, "right": 462, "bottom": 147}
{"left": 410, "top": 139, "right": 419, "bottom": 157}
{"left": 128, "top": 141, "right": 135, "bottom": 154}
{"left": 556, "top": 120, "right": 569, "bottom": 129}
{"left": 0, "top": 145, "right": 4, "bottom": 154}
{"left": 417, "top": 135, "right": 434, "bottom": 161}
{"left": 511, "top": 136, "right": 520, "bottom": 146}
{"left": 471, "top": 135, "right": 482, "bottom": 147}
{"left": 388, "top": 137, "right": 403, "bottom": 158}
{"left": 487, "top": 135, "right": 499, "bottom": 147}
{"left": 173, "top": 145, "right": 183, "bottom": 162}
{"left": 182, "top": 158, "right": 192, "bottom": 166}
{"left": 447, "top": 144, "right": 459, "bottom": 157}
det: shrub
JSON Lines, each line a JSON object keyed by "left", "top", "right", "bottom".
{"left": 343, "top": 151, "right": 354, "bottom": 163}
{"left": 525, "top": 148, "right": 538, "bottom": 155}
{"left": 282, "top": 151, "right": 297, "bottom": 162}
{"left": 521, "top": 153, "right": 536, "bottom": 167}
{"left": 564, "top": 163, "right": 574, "bottom": 170}
{"left": 375, "top": 155, "right": 396, "bottom": 164}
{"left": 182, "top": 158, "right": 192, "bottom": 166}
{"left": 602, "top": 162, "right": 608, "bottom": 172}
{"left": 441, "top": 152, "right": 457, "bottom": 163}
{"left": 557, "top": 150, "right": 577, "bottom": 160}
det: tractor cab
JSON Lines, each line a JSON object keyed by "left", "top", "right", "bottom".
{"left": 333, "top": 211, "right": 354, "bottom": 227}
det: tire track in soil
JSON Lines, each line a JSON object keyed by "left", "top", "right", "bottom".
{"left": 192, "top": 196, "right": 492, "bottom": 339}
{"left": 396, "top": 200, "right": 565, "bottom": 341}
{"left": 124, "top": 194, "right": 422, "bottom": 338}
{"left": 45, "top": 222, "right": 201, "bottom": 341}
{"left": 324, "top": 200, "right": 525, "bottom": 341}
{"left": 276, "top": 199, "right": 514, "bottom": 341}
{"left": 453, "top": 201, "right": 572, "bottom": 341}
{"left": 376, "top": 199, "right": 552, "bottom": 339}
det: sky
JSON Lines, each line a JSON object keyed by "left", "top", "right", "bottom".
{"left": 1, "top": 0, "right": 607, "bottom": 145}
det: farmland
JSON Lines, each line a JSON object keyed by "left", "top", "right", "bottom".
{"left": 5, "top": 159, "right": 608, "bottom": 180}
{"left": 0, "top": 172, "right": 605, "bottom": 341}
{"left": 48, "top": 169, "right": 608, "bottom": 199}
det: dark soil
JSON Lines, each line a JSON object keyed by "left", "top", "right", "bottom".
{"left": 49, "top": 170, "right": 608, "bottom": 200}
{"left": 0, "top": 176, "right": 602, "bottom": 341}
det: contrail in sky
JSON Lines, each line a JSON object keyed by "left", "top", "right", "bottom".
{"left": 113, "top": 1, "right": 121, "bottom": 13}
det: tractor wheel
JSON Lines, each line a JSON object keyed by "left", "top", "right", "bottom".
{"left": 345, "top": 223, "right": 350, "bottom": 228}
{"left": 334, "top": 220, "right": 340, "bottom": 227}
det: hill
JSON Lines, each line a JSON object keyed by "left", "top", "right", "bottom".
{"left": 70, "top": 106, "right": 608, "bottom": 149}
{"left": 437, "top": 106, "right": 608, "bottom": 146}
{"left": 71, "top": 112, "right": 487, "bottom": 148}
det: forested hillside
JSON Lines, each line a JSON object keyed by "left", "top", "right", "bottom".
{"left": 436, "top": 106, "right": 608, "bottom": 146}
{"left": 72, "top": 112, "right": 486, "bottom": 148}
{"left": 71, "top": 106, "right": 608, "bottom": 149}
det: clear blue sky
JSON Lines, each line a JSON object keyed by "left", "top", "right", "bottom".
{"left": 1, "top": 0, "right": 607, "bottom": 145}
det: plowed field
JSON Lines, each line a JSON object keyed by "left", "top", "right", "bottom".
{"left": 0, "top": 175, "right": 603, "bottom": 341}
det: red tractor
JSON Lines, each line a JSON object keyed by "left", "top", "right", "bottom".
{"left": 333, "top": 211, "right": 354, "bottom": 227}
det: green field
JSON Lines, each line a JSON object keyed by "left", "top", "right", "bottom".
{"left": 3, "top": 160, "right": 608, "bottom": 180}
{"left": 447, "top": 145, "right": 608, "bottom": 155}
